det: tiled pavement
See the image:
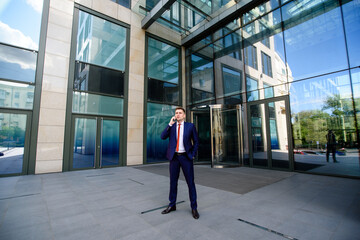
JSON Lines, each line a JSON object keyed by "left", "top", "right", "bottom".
{"left": 0, "top": 164, "right": 359, "bottom": 240}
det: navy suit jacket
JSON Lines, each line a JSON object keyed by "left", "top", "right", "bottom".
{"left": 161, "top": 121, "right": 199, "bottom": 161}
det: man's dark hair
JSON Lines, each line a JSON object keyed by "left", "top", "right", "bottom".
{"left": 175, "top": 107, "right": 186, "bottom": 113}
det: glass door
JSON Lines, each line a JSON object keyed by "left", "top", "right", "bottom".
{"left": 0, "top": 110, "right": 31, "bottom": 176}
{"left": 71, "top": 116, "right": 122, "bottom": 170}
{"left": 248, "top": 96, "right": 292, "bottom": 170}
{"left": 192, "top": 106, "right": 212, "bottom": 164}
{"left": 249, "top": 104, "right": 268, "bottom": 167}
{"left": 210, "top": 105, "right": 241, "bottom": 168}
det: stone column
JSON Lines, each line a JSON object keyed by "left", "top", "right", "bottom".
{"left": 35, "top": 0, "right": 74, "bottom": 174}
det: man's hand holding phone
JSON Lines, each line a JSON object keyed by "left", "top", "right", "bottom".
{"left": 169, "top": 116, "right": 177, "bottom": 126}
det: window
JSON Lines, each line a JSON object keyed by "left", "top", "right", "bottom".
{"left": 74, "top": 10, "right": 128, "bottom": 117}
{"left": 222, "top": 66, "right": 242, "bottom": 96}
{"left": 246, "top": 76, "right": 259, "bottom": 101}
{"left": 244, "top": 45, "right": 257, "bottom": 69}
{"left": 261, "top": 52, "right": 272, "bottom": 77}
{"left": 111, "top": 0, "right": 131, "bottom": 9}
{"left": 191, "top": 54, "right": 214, "bottom": 103}
{"left": 147, "top": 37, "right": 180, "bottom": 105}
{"left": 263, "top": 83, "right": 274, "bottom": 99}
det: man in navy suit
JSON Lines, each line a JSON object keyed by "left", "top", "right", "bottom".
{"left": 160, "top": 107, "right": 200, "bottom": 219}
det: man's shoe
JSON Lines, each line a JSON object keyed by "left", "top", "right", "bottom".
{"left": 161, "top": 205, "right": 176, "bottom": 214}
{"left": 192, "top": 209, "right": 199, "bottom": 219}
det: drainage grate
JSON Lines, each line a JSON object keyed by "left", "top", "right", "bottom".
{"left": 128, "top": 178, "right": 145, "bottom": 185}
{"left": 141, "top": 200, "right": 185, "bottom": 214}
{"left": 238, "top": 218, "right": 299, "bottom": 240}
{"left": 86, "top": 173, "right": 115, "bottom": 177}
{"left": 0, "top": 193, "right": 41, "bottom": 201}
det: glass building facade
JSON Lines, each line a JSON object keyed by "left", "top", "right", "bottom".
{"left": 0, "top": 0, "right": 358, "bottom": 179}
{"left": 186, "top": 0, "right": 360, "bottom": 177}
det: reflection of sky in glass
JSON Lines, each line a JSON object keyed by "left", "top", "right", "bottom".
{"left": 283, "top": 0, "right": 348, "bottom": 80}
{"left": 148, "top": 37, "right": 179, "bottom": 84}
{"left": 76, "top": 11, "right": 127, "bottom": 71}
{"left": 0, "top": 0, "right": 43, "bottom": 50}
{"left": 289, "top": 71, "right": 352, "bottom": 113}
{"left": 342, "top": 0, "right": 360, "bottom": 68}
{"left": 0, "top": 44, "right": 37, "bottom": 83}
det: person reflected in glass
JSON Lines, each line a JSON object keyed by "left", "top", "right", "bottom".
{"left": 326, "top": 130, "right": 338, "bottom": 163}
{"left": 160, "top": 107, "right": 200, "bottom": 219}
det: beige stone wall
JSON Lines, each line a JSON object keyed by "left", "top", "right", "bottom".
{"left": 36, "top": 0, "right": 74, "bottom": 174}
{"left": 35, "top": 0, "right": 183, "bottom": 173}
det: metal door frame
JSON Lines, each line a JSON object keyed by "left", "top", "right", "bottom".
{"left": 191, "top": 104, "right": 243, "bottom": 168}
{"left": 69, "top": 114, "right": 123, "bottom": 171}
{"left": 0, "top": 108, "right": 32, "bottom": 176}
{"left": 246, "top": 95, "right": 294, "bottom": 170}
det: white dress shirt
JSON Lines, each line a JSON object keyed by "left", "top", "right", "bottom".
{"left": 176, "top": 121, "right": 185, "bottom": 153}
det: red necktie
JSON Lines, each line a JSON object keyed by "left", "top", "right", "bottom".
{"left": 176, "top": 123, "right": 181, "bottom": 152}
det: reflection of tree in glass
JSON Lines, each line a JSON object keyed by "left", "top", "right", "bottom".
{"left": 322, "top": 94, "right": 355, "bottom": 147}
{"left": 0, "top": 126, "right": 25, "bottom": 147}
{"left": 293, "top": 94, "right": 356, "bottom": 150}
{"left": 322, "top": 94, "right": 353, "bottom": 118}
{"left": 292, "top": 110, "right": 328, "bottom": 149}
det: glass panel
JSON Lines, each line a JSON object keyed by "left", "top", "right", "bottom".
{"left": 0, "top": 81, "right": 34, "bottom": 109}
{"left": 101, "top": 120, "right": 120, "bottom": 167}
{"left": 191, "top": 54, "right": 214, "bottom": 103}
{"left": 244, "top": 45, "right": 257, "bottom": 69}
{"left": 0, "top": 0, "right": 43, "bottom": 50}
{"left": 269, "top": 100, "right": 289, "bottom": 169}
{"left": 351, "top": 69, "right": 360, "bottom": 130}
{"left": 74, "top": 62, "right": 124, "bottom": 97}
{"left": 211, "top": 107, "right": 240, "bottom": 167}
{"left": 148, "top": 37, "right": 179, "bottom": 84}
{"left": 0, "top": 44, "right": 37, "bottom": 83}
{"left": 214, "top": 29, "right": 242, "bottom": 60}
{"left": 73, "top": 118, "right": 96, "bottom": 169}
{"left": 224, "top": 95, "right": 242, "bottom": 105}
{"left": 147, "top": 78, "right": 179, "bottom": 105}
{"left": 250, "top": 104, "right": 267, "bottom": 166}
{"left": 264, "top": 83, "right": 274, "bottom": 99}
{"left": 110, "top": 0, "right": 131, "bottom": 9}
{"left": 246, "top": 76, "right": 259, "bottom": 101}
{"left": 73, "top": 92, "right": 123, "bottom": 117}
{"left": 222, "top": 66, "right": 242, "bottom": 97}
{"left": 147, "top": 103, "right": 177, "bottom": 163}
{"left": 342, "top": 0, "right": 360, "bottom": 68}
{"left": 290, "top": 71, "right": 359, "bottom": 177}
{"left": 192, "top": 109, "right": 211, "bottom": 164}
{"left": 76, "top": 11, "right": 127, "bottom": 71}
{"left": 261, "top": 51, "right": 272, "bottom": 77}
{"left": 282, "top": 0, "right": 348, "bottom": 80}
{"left": 0, "top": 113, "right": 27, "bottom": 174}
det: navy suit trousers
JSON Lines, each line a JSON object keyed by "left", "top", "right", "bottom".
{"left": 169, "top": 154, "right": 197, "bottom": 210}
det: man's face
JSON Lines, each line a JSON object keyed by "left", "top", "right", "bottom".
{"left": 175, "top": 109, "right": 185, "bottom": 122}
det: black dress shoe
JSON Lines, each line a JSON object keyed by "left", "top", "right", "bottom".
{"left": 192, "top": 209, "right": 199, "bottom": 219}
{"left": 161, "top": 205, "right": 176, "bottom": 214}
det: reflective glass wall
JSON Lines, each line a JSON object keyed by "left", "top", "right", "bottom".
{"left": 0, "top": 0, "right": 44, "bottom": 175}
{"left": 186, "top": 0, "right": 360, "bottom": 177}
{"left": 146, "top": 36, "right": 181, "bottom": 163}
{"left": 69, "top": 10, "right": 128, "bottom": 170}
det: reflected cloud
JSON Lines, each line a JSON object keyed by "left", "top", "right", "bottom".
{"left": 0, "top": 43, "right": 36, "bottom": 70}
{"left": 0, "top": 21, "right": 38, "bottom": 50}
{"left": 26, "top": 0, "right": 43, "bottom": 13}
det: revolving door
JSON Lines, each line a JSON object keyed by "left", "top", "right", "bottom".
{"left": 191, "top": 105, "right": 243, "bottom": 168}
